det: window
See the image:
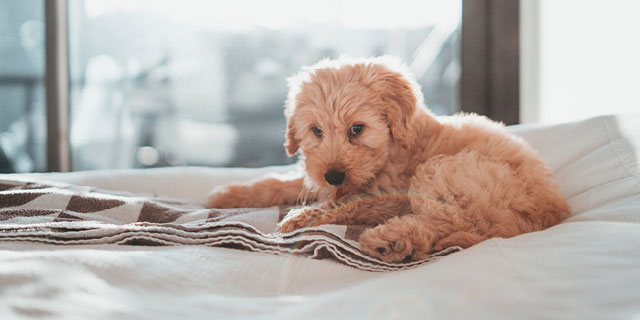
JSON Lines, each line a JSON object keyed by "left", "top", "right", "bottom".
{"left": 67, "top": 0, "right": 462, "bottom": 170}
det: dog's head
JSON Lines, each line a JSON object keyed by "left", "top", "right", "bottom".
{"left": 283, "top": 56, "right": 426, "bottom": 198}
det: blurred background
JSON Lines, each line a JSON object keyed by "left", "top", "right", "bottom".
{"left": 0, "top": 0, "right": 461, "bottom": 172}
{"left": 1, "top": 0, "right": 639, "bottom": 173}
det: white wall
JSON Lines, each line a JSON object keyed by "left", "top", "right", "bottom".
{"left": 520, "top": 0, "right": 640, "bottom": 124}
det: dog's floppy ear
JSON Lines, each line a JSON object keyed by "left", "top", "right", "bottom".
{"left": 284, "top": 71, "right": 309, "bottom": 157}
{"left": 283, "top": 85, "right": 300, "bottom": 157}
{"left": 284, "top": 115, "right": 299, "bottom": 157}
{"left": 371, "top": 68, "right": 418, "bottom": 149}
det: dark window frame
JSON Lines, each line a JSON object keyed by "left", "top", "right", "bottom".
{"left": 461, "top": 0, "right": 520, "bottom": 125}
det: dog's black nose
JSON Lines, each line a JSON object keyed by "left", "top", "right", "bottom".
{"left": 324, "top": 170, "right": 345, "bottom": 186}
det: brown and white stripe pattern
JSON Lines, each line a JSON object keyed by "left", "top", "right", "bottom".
{"left": 0, "top": 178, "right": 460, "bottom": 272}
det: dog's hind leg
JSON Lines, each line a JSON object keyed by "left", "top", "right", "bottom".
{"left": 359, "top": 213, "right": 444, "bottom": 262}
{"left": 359, "top": 198, "right": 480, "bottom": 262}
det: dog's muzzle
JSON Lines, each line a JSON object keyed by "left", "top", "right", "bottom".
{"left": 324, "top": 170, "right": 345, "bottom": 186}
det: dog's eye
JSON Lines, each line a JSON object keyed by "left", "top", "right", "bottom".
{"left": 312, "top": 126, "right": 323, "bottom": 137}
{"left": 349, "top": 124, "right": 364, "bottom": 137}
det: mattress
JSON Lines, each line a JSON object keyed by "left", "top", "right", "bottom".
{"left": 1, "top": 114, "right": 640, "bottom": 319}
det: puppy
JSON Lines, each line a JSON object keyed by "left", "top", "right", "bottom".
{"left": 207, "top": 56, "right": 569, "bottom": 263}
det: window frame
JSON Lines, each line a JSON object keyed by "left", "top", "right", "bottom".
{"left": 45, "top": 0, "right": 70, "bottom": 172}
{"left": 461, "top": 0, "right": 520, "bottom": 125}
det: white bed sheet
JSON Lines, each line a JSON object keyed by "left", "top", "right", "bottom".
{"left": 2, "top": 114, "right": 640, "bottom": 319}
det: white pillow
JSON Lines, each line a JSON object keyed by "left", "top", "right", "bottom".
{"left": 510, "top": 113, "right": 640, "bottom": 223}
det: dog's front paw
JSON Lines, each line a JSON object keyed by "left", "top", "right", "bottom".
{"left": 359, "top": 226, "right": 427, "bottom": 263}
{"left": 276, "top": 208, "right": 327, "bottom": 233}
{"left": 206, "top": 185, "right": 256, "bottom": 209}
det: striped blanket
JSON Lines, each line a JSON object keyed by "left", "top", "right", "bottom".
{"left": 0, "top": 178, "right": 459, "bottom": 272}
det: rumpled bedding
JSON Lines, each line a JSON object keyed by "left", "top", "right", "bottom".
{"left": 0, "top": 179, "right": 458, "bottom": 272}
